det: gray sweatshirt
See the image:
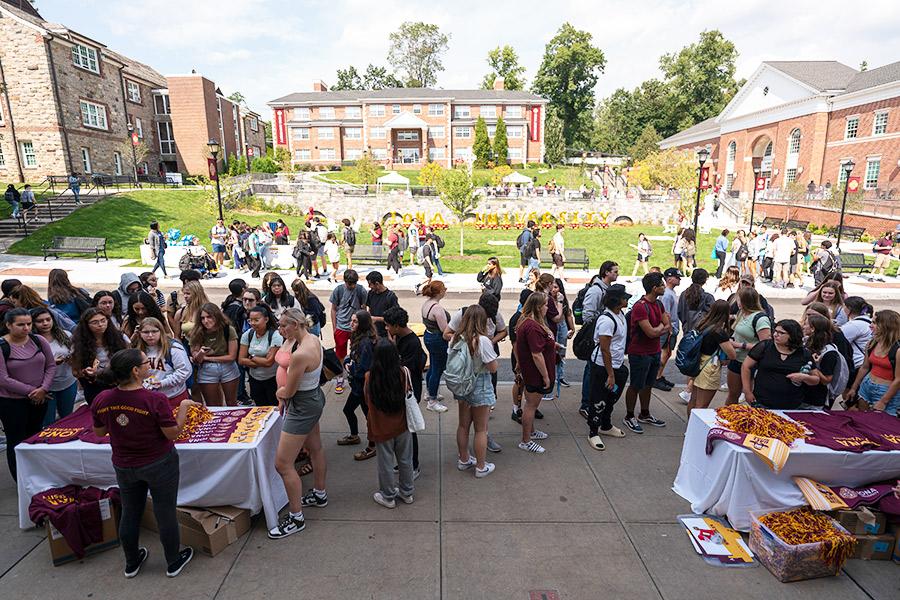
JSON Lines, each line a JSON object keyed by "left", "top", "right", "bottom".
{"left": 145, "top": 342, "right": 192, "bottom": 399}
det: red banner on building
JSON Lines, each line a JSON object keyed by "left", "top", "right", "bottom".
{"left": 131, "top": 132, "right": 139, "bottom": 146}
{"left": 699, "top": 167, "right": 711, "bottom": 189}
{"left": 529, "top": 106, "right": 541, "bottom": 142}
{"left": 847, "top": 176, "right": 861, "bottom": 193}
{"left": 756, "top": 176, "right": 766, "bottom": 191}
{"left": 207, "top": 158, "right": 218, "bottom": 181}
{"left": 274, "top": 108, "right": 287, "bottom": 146}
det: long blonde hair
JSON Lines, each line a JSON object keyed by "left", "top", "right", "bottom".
{"left": 516, "top": 291, "right": 550, "bottom": 336}
{"left": 133, "top": 316, "right": 171, "bottom": 357}
{"left": 181, "top": 280, "right": 209, "bottom": 324}
{"left": 451, "top": 304, "right": 487, "bottom": 354}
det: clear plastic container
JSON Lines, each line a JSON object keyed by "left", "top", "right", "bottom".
{"left": 748, "top": 507, "right": 852, "bottom": 583}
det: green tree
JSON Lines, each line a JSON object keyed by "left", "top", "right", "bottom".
{"left": 659, "top": 30, "right": 742, "bottom": 130}
{"left": 251, "top": 156, "right": 279, "bottom": 173}
{"left": 227, "top": 91, "right": 246, "bottom": 106}
{"left": 273, "top": 147, "right": 291, "bottom": 172}
{"left": 543, "top": 112, "right": 565, "bottom": 166}
{"left": 491, "top": 164, "right": 512, "bottom": 186}
{"left": 363, "top": 64, "right": 404, "bottom": 89}
{"left": 628, "top": 124, "right": 661, "bottom": 162}
{"left": 472, "top": 116, "right": 492, "bottom": 168}
{"left": 438, "top": 168, "right": 478, "bottom": 255}
{"left": 481, "top": 45, "right": 526, "bottom": 90}
{"left": 355, "top": 152, "right": 379, "bottom": 185}
{"left": 629, "top": 148, "right": 697, "bottom": 217}
{"left": 227, "top": 153, "right": 239, "bottom": 176}
{"left": 593, "top": 79, "right": 677, "bottom": 154}
{"left": 532, "top": 23, "right": 606, "bottom": 145}
{"left": 333, "top": 66, "right": 363, "bottom": 90}
{"left": 387, "top": 21, "right": 449, "bottom": 87}
{"left": 493, "top": 117, "right": 508, "bottom": 165}
{"left": 419, "top": 161, "right": 445, "bottom": 188}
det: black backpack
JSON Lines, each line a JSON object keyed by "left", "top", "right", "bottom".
{"left": 308, "top": 228, "right": 321, "bottom": 250}
{"left": 344, "top": 227, "right": 356, "bottom": 247}
{"left": 434, "top": 234, "right": 445, "bottom": 249}
{"left": 572, "top": 281, "right": 600, "bottom": 326}
{"left": 0, "top": 333, "right": 43, "bottom": 361}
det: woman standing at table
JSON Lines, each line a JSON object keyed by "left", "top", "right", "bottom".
{"left": 72, "top": 307, "right": 128, "bottom": 406}
{"left": 239, "top": 305, "right": 283, "bottom": 407}
{"left": 189, "top": 303, "right": 239, "bottom": 406}
{"left": 91, "top": 348, "right": 196, "bottom": 578}
{"left": 741, "top": 319, "right": 816, "bottom": 410}
{"left": 134, "top": 317, "right": 192, "bottom": 409}
{"left": 687, "top": 300, "right": 736, "bottom": 414}
{"left": 724, "top": 287, "right": 771, "bottom": 406}
{"left": 269, "top": 308, "right": 328, "bottom": 539}
{"left": 847, "top": 309, "right": 900, "bottom": 416}
{"left": 0, "top": 308, "right": 55, "bottom": 480}
{"left": 30, "top": 306, "right": 77, "bottom": 427}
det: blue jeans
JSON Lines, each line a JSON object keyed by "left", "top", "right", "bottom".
{"left": 556, "top": 322, "right": 568, "bottom": 398}
{"left": 70, "top": 184, "right": 80, "bottom": 202}
{"left": 423, "top": 331, "right": 448, "bottom": 400}
{"left": 152, "top": 250, "right": 168, "bottom": 277}
{"left": 259, "top": 244, "right": 271, "bottom": 268}
{"left": 42, "top": 381, "right": 77, "bottom": 427}
{"left": 9, "top": 199, "right": 20, "bottom": 218}
{"left": 434, "top": 257, "right": 445, "bottom": 276}
{"left": 524, "top": 257, "right": 540, "bottom": 282}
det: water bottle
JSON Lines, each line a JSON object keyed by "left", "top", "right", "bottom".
{"left": 793, "top": 361, "right": 812, "bottom": 386}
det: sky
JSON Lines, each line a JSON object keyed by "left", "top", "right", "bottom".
{"left": 33, "top": 0, "right": 900, "bottom": 119}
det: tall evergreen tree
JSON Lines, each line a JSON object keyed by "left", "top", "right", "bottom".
{"left": 543, "top": 113, "right": 565, "bottom": 166}
{"left": 472, "top": 117, "right": 492, "bottom": 168}
{"left": 493, "top": 117, "right": 508, "bottom": 165}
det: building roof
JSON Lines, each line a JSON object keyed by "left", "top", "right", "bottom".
{"left": 105, "top": 49, "right": 166, "bottom": 87}
{"left": 844, "top": 61, "right": 900, "bottom": 94}
{"left": 763, "top": 61, "right": 858, "bottom": 92}
{"left": 658, "top": 116, "right": 719, "bottom": 146}
{"left": 269, "top": 87, "right": 545, "bottom": 105}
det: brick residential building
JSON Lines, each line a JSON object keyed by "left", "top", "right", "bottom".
{"left": 660, "top": 60, "right": 900, "bottom": 201}
{"left": 268, "top": 79, "right": 547, "bottom": 168}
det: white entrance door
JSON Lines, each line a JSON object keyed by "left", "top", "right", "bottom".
{"left": 400, "top": 148, "right": 420, "bottom": 164}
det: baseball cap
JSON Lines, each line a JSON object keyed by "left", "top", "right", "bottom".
{"left": 663, "top": 267, "right": 683, "bottom": 279}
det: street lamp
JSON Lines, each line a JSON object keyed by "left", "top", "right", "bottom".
{"left": 692, "top": 148, "right": 710, "bottom": 235}
{"left": 835, "top": 159, "right": 856, "bottom": 250}
{"left": 126, "top": 123, "right": 139, "bottom": 185}
{"left": 748, "top": 166, "right": 761, "bottom": 233}
{"left": 207, "top": 139, "right": 224, "bottom": 221}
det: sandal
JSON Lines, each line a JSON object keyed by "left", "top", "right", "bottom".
{"left": 298, "top": 462, "right": 314, "bottom": 477}
{"left": 354, "top": 446, "right": 377, "bottom": 461}
{"left": 588, "top": 435, "right": 606, "bottom": 451}
{"left": 337, "top": 435, "right": 361, "bottom": 446}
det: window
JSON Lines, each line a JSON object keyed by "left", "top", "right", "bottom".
{"left": 157, "top": 122, "right": 175, "bottom": 154}
{"left": 135, "top": 117, "right": 143, "bottom": 139}
{"left": 838, "top": 160, "right": 852, "bottom": 184}
{"left": 371, "top": 148, "right": 387, "bottom": 160}
{"left": 413, "top": 104, "right": 422, "bottom": 114}
{"left": 370, "top": 127, "right": 386, "bottom": 139}
{"left": 80, "top": 100, "right": 108, "bottom": 130}
{"left": 481, "top": 105, "right": 496, "bottom": 118}
{"left": 865, "top": 159, "right": 880, "bottom": 189}
{"left": 845, "top": 116, "right": 859, "bottom": 139}
{"left": 295, "top": 107, "right": 310, "bottom": 120}
{"left": 71, "top": 44, "right": 99, "bottom": 73}
{"left": 397, "top": 131, "right": 419, "bottom": 141}
{"left": 506, "top": 105, "right": 522, "bottom": 118}
{"left": 727, "top": 141, "right": 736, "bottom": 164}
{"left": 320, "top": 148, "right": 336, "bottom": 160}
{"left": 760, "top": 141, "right": 774, "bottom": 174}
{"left": 725, "top": 141, "right": 736, "bottom": 182}
{"left": 785, "top": 168, "right": 797, "bottom": 183}
{"left": 294, "top": 149, "right": 311, "bottom": 160}
{"left": 453, "top": 148, "right": 471, "bottom": 159}
{"left": 248, "top": 116, "right": 259, "bottom": 132}
{"left": 0, "top": 144, "right": 6, "bottom": 167}
{"left": 454, "top": 126, "right": 471, "bottom": 138}
{"left": 487, "top": 125, "right": 496, "bottom": 137}
{"left": 507, "top": 125, "right": 523, "bottom": 138}
{"left": 153, "top": 94, "right": 170, "bottom": 115}
{"left": 429, "top": 126, "right": 445, "bottom": 139}
{"left": 293, "top": 127, "right": 310, "bottom": 140}
{"left": 392, "top": 104, "right": 401, "bottom": 115}
{"left": 725, "top": 173, "right": 735, "bottom": 192}
{"left": 126, "top": 80, "right": 141, "bottom": 103}
{"left": 508, "top": 147, "right": 523, "bottom": 160}
{"left": 81, "top": 148, "right": 91, "bottom": 173}
{"left": 346, "top": 149, "right": 363, "bottom": 160}
{"left": 319, "top": 106, "right": 335, "bottom": 119}
{"left": 345, "top": 106, "right": 361, "bottom": 119}
{"left": 138, "top": 162, "right": 148, "bottom": 175}
{"left": 874, "top": 111, "right": 888, "bottom": 135}
{"left": 21, "top": 141, "right": 36, "bottom": 167}
{"left": 429, "top": 147, "right": 446, "bottom": 160}
{"left": 318, "top": 127, "right": 334, "bottom": 140}
{"left": 344, "top": 127, "right": 362, "bottom": 140}
{"left": 114, "top": 152, "right": 122, "bottom": 176}
{"left": 454, "top": 105, "right": 470, "bottom": 118}
{"left": 369, "top": 105, "right": 385, "bottom": 117}
{"left": 428, "top": 103, "right": 444, "bottom": 116}
{"left": 788, "top": 129, "right": 801, "bottom": 154}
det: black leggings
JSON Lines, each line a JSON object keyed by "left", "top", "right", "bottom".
{"left": 0, "top": 397, "right": 47, "bottom": 480}
{"left": 248, "top": 375, "right": 278, "bottom": 406}
{"left": 588, "top": 365, "right": 629, "bottom": 436}
{"left": 343, "top": 391, "right": 369, "bottom": 436}
{"left": 387, "top": 247, "right": 402, "bottom": 273}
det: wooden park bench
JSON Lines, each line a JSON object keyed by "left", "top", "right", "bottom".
{"left": 351, "top": 244, "right": 386, "bottom": 265}
{"left": 42, "top": 236, "right": 108, "bottom": 262}
{"left": 785, "top": 219, "right": 809, "bottom": 231}
{"left": 839, "top": 252, "right": 872, "bottom": 274}
{"left": 540, "top": 247, "right": 590, "bottom": 271}
{"left": 761, "top": 217, "right": 784, "bottom": 229}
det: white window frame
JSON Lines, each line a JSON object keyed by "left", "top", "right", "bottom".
{"left": 392, "top": 104, "right": 401, "bottom": 115}
{"left": 453, "top": 148, "right": 471, "bottom": 159}
{"left": 157, "top": 121, "right": 175, "bottom": 154}
{"left": 114, "top": 151, "right": 122, "bottom": 176}
{"left": 507, "top": 147, "right": 523, "bottom": 160}
{"left": 429, "top": 126, "right": 444, "bottom": 139}
{"left": 428, "top": 104, "right": 444, "bottom": 116}
{"left": 369, "top": 105, "right": 385, "bottom": 117}
{"left": 413, "top": 104, "right": 422, "bottom": 114}
{"left": 153, "top": 94, "right": 170, "bottom": 115}
{"left": 72, "top": 44, "right": 99, "bottom": 74}
{"left": 0, "top": 144, "right": 5, "bottom": 167}
{"left": 873, "top": 111, "right": 888, "bottom": 136}
{"left": 788, "top": 129, "right": 801, "bottom": 154}
{"left": 370, "top": 127, "right": 386, "bottom": 139}
{"left": 397, "top": 131, "right": 419, "bottom": 141}
{"left": 21, "top": 141, "right": 36, "bottom": 168}
{"left": 295, "top": 149, "right": 311, "bottom": 160}
{"left": 453, "top": 105, "right": 470, "bottom": 119}
{"left": 507, "top": 125, "right": 523, "bottom": 138}
{"left": 428, "top": 147, "right": 445, "bottom": 160}
{"left": 838, "top": 160, "right": 852, "bottom": 184}
{"left": 864, "top": 158, "right": 880, "bottom": 190}
{"left": 81, "top": 147, "right": 92, "bottom": 173}
{"left": 248, "top": 116, "right": 259, "bottom": 132}
{"left": 785, "top": 168, "right": 797, "bottom": 184}
{"left": 345, "top": 106, "right": 361, "bottom": 119}
{"left": 319, "top": 106, "right": 335, "bottom": 120}
{"left": 487, "top": 125, "right": 496, "bottom": 138}
{"left": 725, "top": 141, "right": 736, "bottom": 175}
{"left": 319, "top": 148, "right": 336, "bottom": 160}
{"left": 318, "top": 127, "right": 334, "bottom": 140}
{"left": 480, "top": 105, "right": 496, "bottom": 118}
{"left": 294, "top": 127, "right": 310, "bottom": 140}
{"left": 80, "top": 100, "right": 108, "bottom": 130}
{"left": 135, "top": 117, "right": 144, "bottom": 140}
{"left": 295, "top": 107, "right": 310, "bottom": 121}
{"left": 125, "top": 80, "right": 141, "bottom": 103}
{"left": 506, "top": 105, "right": 522, "bottom": 118}
{"left": 454, "top": 126, "right": 471, "bottom": 138}
{"left": 845, "top": 116, "right": 859, "bottom": 139}
{"left": 371, "top": 148, "right": 387, "bottom": 160}
{"left": 344, "top": 127, "right": 362, "bottom": 140}
{"left": 346, "top": 149, "right": 363, "bottom": 160}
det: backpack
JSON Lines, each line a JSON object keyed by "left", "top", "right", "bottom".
{"left": 574, "top": 311, "right": 617, "bottom": 361}
{"left": 344, "top": 227, "right": 356, "bottom": 247}
{"left": 818, "top": 344, "right": 849, "bottom": 404}
{"left": 308, "top": 228, "right": 321, "bottom": 250}
{"left": 444, "top": 339, "right": 476, "bottom": 398}
{"left": 306, "top": 294, "right": 327, "bottom": 327}
{"left": 817, "top": 250, "right": 838, "bottom": 276}
{"left": 675, "top": 328, "right": 710, "bottom": 377}
{"left": 434, "top": 234, "right": 445, "bottom": 249}
{"left": 572, "top": 281, "right": 600, "bottom": 326}
{"left": 516, "top": 230, "right": 529, "bottom": 251}
{"left": 735, "top": 241, "right": 750, "bottom": 262}
{"left": 0, "top": 333, "right": 43, "bottom": 361}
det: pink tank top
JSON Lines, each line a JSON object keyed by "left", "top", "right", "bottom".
{"left": 275, "top": 345, "right": 293, "bottom": 387}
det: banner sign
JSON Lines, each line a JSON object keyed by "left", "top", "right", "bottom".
{"left": 699, "top": 166, "right": 711, "bottom": 189}
{"left": 847, "top": 176, "right": 861, "bottom": 193}
{"left": 756, "top": 176, "right": 766, "bottom": 191}
{"left": 207, "top": 158, "right": 218, "bottom": 181}
{"left": 529, "top": 106, "right": 541, "bottom": 142}
{"left": 274, "top": 108, "right": 287, "bottom": 146}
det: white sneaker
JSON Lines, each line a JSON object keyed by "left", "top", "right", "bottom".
{"left": 457, "top": 456, "right": 476, "bottom": 471}
{"left": 678, "top": 390, "right": 691, "bottom": 404}
{"left": 518, "top": 441, "right": 545, "bottom": 453}
{"left": 426, "top": 400, "right": 448, "bottom": 413}
{"left": 475, "top": 462, "right": 495, "bottom": 478}
{"left": 541, "top": 395, "right": 555, "bottom": 402}
{"left": 530, "top": 430, "right": 549, "bottom": 440}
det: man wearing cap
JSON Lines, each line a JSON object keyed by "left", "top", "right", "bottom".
{"left": 653, "top": 268, "right": 682, "bottom": 391}
{"left": 587, "top": 284, "right": 630, "bottom": 450}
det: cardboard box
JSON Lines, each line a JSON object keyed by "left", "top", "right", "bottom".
{"left": 831, "top": 508, "right": 887, "bottom": 535}
{"left": 47, "top": 498, "right": 119, "bottom": 567}
{"left": 852, "top": 534, "right": 896, "bottom": 560}
{"left": 142, "top": 498, "right": 250, "bottom": 557}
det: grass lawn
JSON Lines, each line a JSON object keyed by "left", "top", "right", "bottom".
{"left": 315, "top": 165, "right": 596, "bottom": 189}
{"left": 0, "top": 187, "right": 56, "bottom": 219}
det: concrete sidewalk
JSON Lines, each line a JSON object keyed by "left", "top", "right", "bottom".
{"left": 1, "top": 384, "right": 896, "bottom": 600}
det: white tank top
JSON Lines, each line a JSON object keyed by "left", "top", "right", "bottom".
{"left": 297, "top": 341, "right": 324, "bottom": 391}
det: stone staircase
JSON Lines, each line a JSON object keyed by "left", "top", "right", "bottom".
{"left": 0, "top": 190, "right": 110, "bottom": 252}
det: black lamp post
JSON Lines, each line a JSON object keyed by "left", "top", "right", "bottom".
{"left": 207, "top": 139, "right": 224, "bottom": 221}
{"left": 835, "top": 160, "right": 856, "bottom": 250}
{"left": 692, "top": 148, "right": 710, "bottom": 235}
{"left": 126, "top": 122, "right": 139, "bottom": 184}
{"left": 748, "top": 166, "right": 761, "bottom": 233}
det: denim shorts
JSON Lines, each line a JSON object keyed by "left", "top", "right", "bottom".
{"left": 461, "top": 372, "right": 496, "bottom": 407}
{"left": 858, "top": 374, "right": 900, "bottom": 416}
{"left": 196, "top": 360, "right": 241, "bottom": 384}
{"left": 628, "top": 353, "right": 661, "bottom": 390}
{"left": 212, "top": 243, "right": 226, "bottom": 253}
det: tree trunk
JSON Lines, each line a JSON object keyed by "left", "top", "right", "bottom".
{"left": 459, "top": 223, "right": 464, "bottom": 256}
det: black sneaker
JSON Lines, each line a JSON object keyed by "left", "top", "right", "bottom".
{"left": 301, "top": 489, "right": 328, "bottom": 507}
{"left": 535, "top": 409, "right": 544, "bottom": 420}
{"left": 558, "top": 378, "right": 571, "bottom": 387}
{"left": 165, "top": 547, "right": 194, "bottom": 577}
{"left": 652, "top": 378, "right": 673, "bottom": 391}
{"left": 661, "top": 377, "right": 676, "bottom": 388}
{"left": 124, "top": 547, "right": 149, "bottom": 578}
{"left": 268, "top": 513, "right": 305, "bottom": 539}
{"left": 511, "top": 408, "right": 523, "bottom": 424}
{"left": 578, "top": 408, "right": 589, "bottom": 420}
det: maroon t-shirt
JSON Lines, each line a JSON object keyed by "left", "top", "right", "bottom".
{"left": 785, "top": 411, "right": 879, "bottom": 453}
{"left": 627, "top": 298, "right": 663, "bottom": 355}
{"left": 515, "top": 318, "right": 557, "bottom": 387}
{"left": 91, "top": 387, "right": 176, "bottom": 468}
{"left": 846, "top": 411, "right": 900, "bottom": 451}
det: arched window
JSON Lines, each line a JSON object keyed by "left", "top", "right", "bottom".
{"left": 727, "top": 141, "right": 736, "bottom": 164}
{"left": 725, "top": 141, "right": 737, "bottom": 191}
{"left": 788, "top": 129, "right": 801, "bottom": 155}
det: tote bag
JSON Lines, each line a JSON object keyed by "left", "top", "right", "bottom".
{"left": 403, "top": 366, "right": 426, "bottom": 433}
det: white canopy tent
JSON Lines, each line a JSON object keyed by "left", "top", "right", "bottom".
{"left": 376, "top": 170, "right": 411, "bottom": 194}
{"left": 502, "top": 171, "right": 533, "bottom": 184}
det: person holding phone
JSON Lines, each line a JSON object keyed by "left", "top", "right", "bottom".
{"left": 587, "top": 285, "right": 630, "bottom": 450}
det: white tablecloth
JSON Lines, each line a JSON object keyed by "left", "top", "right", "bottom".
{"left": 672, "top": 409, "right": 900, "bottom": 531}
{"left": 16, "top": 408, "right": 288, "bottom": 530}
